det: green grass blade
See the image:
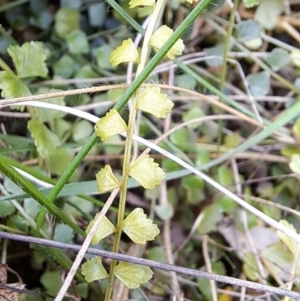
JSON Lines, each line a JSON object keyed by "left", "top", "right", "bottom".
{"left": 0, "top": 154, "right": 86, "bottom": 237}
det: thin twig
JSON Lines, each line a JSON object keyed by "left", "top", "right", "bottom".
{"left": 0, "top": 231, "right": 300, "bottom": 299}
{"left": 202, "top": 236, "right": 218, "bottom": 301}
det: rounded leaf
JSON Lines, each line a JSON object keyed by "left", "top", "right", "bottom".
{"left": 129, "top": 154, "right": 166, "bottom": 189}
{"left": 96, "top": 165, "right": 120, "bottom": 194}
{"left": 94, "top": 109, "right": 127, "bottom": 141}
{"left": 86, "top": 214, "right": 116, "bottom": 245}
{"left": 114, "top": 262, "right": 153, "bottom": 289}
{"left": 122, "top": 208, "right": 160, "bottom": 244}
{"left": 136, "top": 85, "right": 174, "bottom": 118}
{"left": 129, "top": 0, "right": 155, "bottom": 8}
{"left": 289, "top": 154, "right": 300, "bottom": 174}
{"left": 109, "top": 39, "right": 139, "bottom": 67}
{"left": 82, "top": 257, "right": 108, "bottom": 283}
{"left": 149, "top": 25, "right": 184, "bottom": 60}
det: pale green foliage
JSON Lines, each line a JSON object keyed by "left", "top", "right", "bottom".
{"left": 82, "top": 257, "right": 108, "bottom": 282}
{"left": 55, "top": 7, "right": 79, "bottom": 38}
{"left": 254, "top": 0, "right": 284, "bottom": 30}
{"left": 122, "top": 208, "right": 159, "bottom": 244}
{"left": 86, "top": 214, "right": 116, "bottom": 245}
{"left": 136, "top": 85, "right": 174, "bottom": 118}
{"left": 28, "top": 119, "right": 61, "bottom": 158}
{"left": 129, "top": 154, "right": 166, "bottom": 189}
{"left": 0, "top": 72, "right": 31, "bottom": 98}
{"left": 242, "top": 0, "right": 261, "bottom": 8}
{"left": 277, "top": 220, "right": 297, "bottom": 255}
{"left": 96, "top": 165, "right": 120, "bottom": 194}
{"left": 7, "top": 42, "right": 48, "bottom": 78}
{"left": 289, "top": 154, "right": 300, "bottom": 174}
{"left": 94, "top": 109, "right": 127, "bottom": 141}
{"left": 34, "top": 88, "right": 66, "bottom": 122}
{"left": 114, "top": 262, "right": 153, "bottom": 289}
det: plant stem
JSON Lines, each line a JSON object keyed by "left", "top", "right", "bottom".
{"left": 0, "top": 153, "right": 85, "bottom": 237}
{"left": 216, "top": 0, "right": 239, "bottom": 149}
{"left": 104, "top": 1, "right": 168, "bottom": 299}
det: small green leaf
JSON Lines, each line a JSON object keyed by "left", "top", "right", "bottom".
{"left": 155, "top": 203, "right": 174, "bottom": 221}
{"left": 40, "top": 270, "right": 63, "bottom": 295}
{"left": 243, "top": 253, "right": 266, "bottom": 280}
{"left": 234, "top": 20, "right": 261, "bottom": 42}
{"left": 122, "top": 208, "right": 160, "bottom": 244}
{"left": 261, "top": 203, "right": 281, "bottom": 220}
{"left": 0, "top": 71, "right": 31, "bottom": 98}
{"left": 66, "top": 30, "right": 89, "bottom": 54}
{"left": 264, "top": 48, "right": 290, "bottom": 71}
{"left": 182, "top": 107, "right": 205, "bottom": 130}
{"left": 242, "top": 0, "right": 261, "bottom": 7}
{"left": 197, "top": 278, "right": 212, "bottom": 301}
{"left": 93, "top": 45, "right": 116, "bottom": 70}
{"left": 217, "top": 166, "right": 233, "bottom": 187}
{"left": 53, "top": 54, "right": 76, "bottom": 78}
{"left": 261, "top": 241, "right": 294, "bottom": 281}
{"left": 72, "top": 283, "right": 88, "bottom": 299}
{"left": 29, "top": 10, "right": 53, "bottom": 30}
{"left": 53, "top": 119, "right": 72, "bottom": 141}
{"left": 34, "top": 88, "right": 66, "bottom": 122}
{"left": 280, "top": 145, "right": 300, "bottom": 157}
{"left": 195, "top": 150, "right": 211, "bottom": 168}
{"left": 8, "top": 215, "right": 29, "bottom": 233}
{"left": 81, "top": 257, "right": 108, "bottom": 282}
{"left": 0, "top": 201, "right": 15, "bottom": 217}
{"left": 176, "top": 74, "right": 197, "bottom": 91}
{"left": 181, "top": 175, "right": 205, "bottom": 204}
{"left": 289, "top": 154, "right": 300, "bottom": 174}
{"left": 96, "top": 165, "right": 120, "bottom": 194}
{"left": 217, "top": 196, "right": 237, "bottom": 213}
{"left": 72, "top": 120, "right": 94, "bottom": 142}
{"left": 28, "top": 119, "right": 61, "bottom": 158}
{"left": 291, "top": 50, "right": 300, "bottom": 67}
{"left": 254, "top": 0, "right": 284, "bottom": 30}
{"left": 24, "top": 198, "right": 41, "bottom": 218}
{"left": 7, "top": 42, "right": 48, "bottom": 78}
{"left": 292, "top": 119, "right": 300, "bottom": 139}
{"left": 129, "top": 155, "right": 166, "bottom": 190}
{"left": 55, "top": 7, "right": 79, "bottom": 38}
{"left": 60, "top": 0, "right": 82, "bottom": 8}
{"left": 114, "top": 262, "right": 153, "bottom": 289}
{"left": 49, "top": 148, "right": 74, "bottom": 175}
{"left": 224, "top": 133, "right": 241, "bottom": 148}
{"left": 205, "top": 44, "right": 224, "bottom": 67}
{"left": 64, "top": 196, "right": 93, "bottom": 217}
{"left": 277, "top": 220, "right": 297, "bottom": 255}
{"left": 53, "top": 224, "right": 74, "bottom": 243}
{"left": 86, "top": 214, "right": 116, "bottom": 245}
{"left": 247, "top": 71, "right": 270, "bottom": 96}
{"left": 88, "top": 2, "right": 107, "bottom": 27}
{"left": 197, "top": 204, "right": 223, "bottom": 234}
{"left": 74, "top": 65, "right": 99, "bottom": 87}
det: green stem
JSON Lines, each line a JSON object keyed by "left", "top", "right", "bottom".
{"left": 216, "top": 0, "right": 239, "bottom": 149}
{"left": 0, "top": 154, "right": 85, "bottom": 237}
{"left": 105, "top": 0, "right": 169, "bottom": 298}
{"left": 47, "top": 133, "right": 98, "bottom": 203}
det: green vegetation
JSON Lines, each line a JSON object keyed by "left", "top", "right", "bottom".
{"left": 1, "top": 0, "right": 300, "bottom": 300}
